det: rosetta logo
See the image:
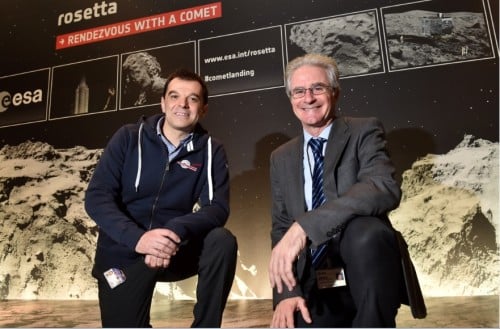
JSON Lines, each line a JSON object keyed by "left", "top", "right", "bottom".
{"left": 57, "top": 1, "right": 118, "bottom": 26}
{"left": 0, "top": 89, "right": 43, "bottom": 113}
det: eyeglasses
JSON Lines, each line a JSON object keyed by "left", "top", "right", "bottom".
{"left": 290, "top": 84, "right": 332, "bottom": 99}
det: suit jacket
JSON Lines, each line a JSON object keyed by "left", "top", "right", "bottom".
{"left": 270, "top": 116, "right": 402, "bottom": 304}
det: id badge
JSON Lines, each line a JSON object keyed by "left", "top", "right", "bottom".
{"left": 103, "top": 268, "right": 126, "bottom": 289}
{"left": 316, "top": 267, "right": 346, "bottom": 289}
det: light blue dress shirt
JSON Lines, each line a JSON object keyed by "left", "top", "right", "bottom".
{"left": 156, "top": 116, "right": 193, "bottom": 162}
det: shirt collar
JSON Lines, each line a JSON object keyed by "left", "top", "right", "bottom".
{"left": 303, "top": 123, "right": 332, "bottom": 144}
{"left": 156, "top": 116, "right": 193, "bottom": 150}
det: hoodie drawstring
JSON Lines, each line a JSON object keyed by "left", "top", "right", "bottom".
{"left": 134, "top": 125, "right": 214, "bottom": 205}
{"left": 134, "top": 123, "right": 144, "bottom": 192}
{"left": 207, "top": 136, "right": 213, "bottom": 204}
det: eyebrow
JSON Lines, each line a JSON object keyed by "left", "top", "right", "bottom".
{"left": 167, "top": 90, "right": 201, "bottom": 99}
{"left": 293, "top": 82, "right": 329, "bottom": 89}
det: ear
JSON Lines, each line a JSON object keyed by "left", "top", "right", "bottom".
{"left": 332, "top": 88, "right": 340, "bottom": 103}
{"left": 200, "top": 104, "right": 208, "bottom": 117}
{"left": 160, "top": 97, "right": 166, "bottom": 114}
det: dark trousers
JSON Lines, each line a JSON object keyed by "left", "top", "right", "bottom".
{"left": 94, "top": 227, "right": 238, "bottom": 328}
{"left": 297, "top": 216, "right": 404, "bottom": 327}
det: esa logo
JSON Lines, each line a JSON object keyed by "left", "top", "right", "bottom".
{"left": 0, "top": 89, "right": 43, "bottom": 113}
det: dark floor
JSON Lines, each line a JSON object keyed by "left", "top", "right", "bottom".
{"left": 0, "top": 295, "right": 498, "bottom": 327}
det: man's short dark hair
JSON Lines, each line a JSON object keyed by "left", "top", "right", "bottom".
{"left": 162, "top": 68, "right": 208, "bottom": 105}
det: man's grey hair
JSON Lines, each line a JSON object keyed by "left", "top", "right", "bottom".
{"left": 285, "top": 53, "right": 340, "bottom": 97}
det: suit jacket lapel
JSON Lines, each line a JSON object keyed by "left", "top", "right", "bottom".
{"left": 288, "top": 136, "right": 307, "bottom": 216}
{"left": 323, "top": 118, "right": 350, "bottom": 199}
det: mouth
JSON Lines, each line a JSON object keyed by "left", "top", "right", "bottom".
{"left": 301, "top": 106, "right": 321, "bottom": 111}
{"left": 173, "top": 111, "right": 189, "bottom": 117}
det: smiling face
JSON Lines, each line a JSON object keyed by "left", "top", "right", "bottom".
{"left": 289, "top": 64, "right": 338, "bottom": 136}
{"left": 160, "top": 77, "right": 207, "bottom": 137}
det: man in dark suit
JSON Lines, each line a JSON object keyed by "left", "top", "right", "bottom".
{"left": 268, "top": 53, "right": 404, "bottom": 327}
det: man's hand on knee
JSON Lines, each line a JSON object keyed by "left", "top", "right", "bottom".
{"left": 271, "top": 297, "right": 311, "bottom": 328}
{"left": 135, "top": 228, "right": 180, "bottom": 259}
{"left": 144, "top": 254, "right": 171, "bottom": 269}
{"left": 269, "top": 223, "right": 307, "bottom": 293}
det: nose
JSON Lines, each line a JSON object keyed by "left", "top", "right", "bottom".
{"left": 181, "top": 97, "right": 190, "bottom": 108}
{"left": 303, "top": 88, "right": 316, "bottom": 102}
